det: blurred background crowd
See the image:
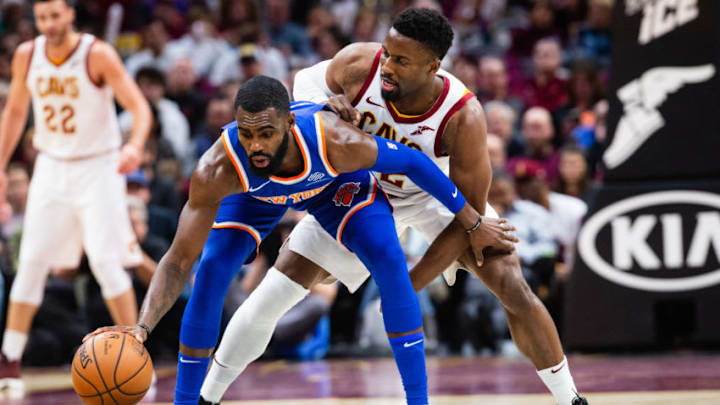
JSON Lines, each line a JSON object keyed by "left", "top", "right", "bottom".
{"left": 0, "top": 0, "right": 612, "bottom": 367}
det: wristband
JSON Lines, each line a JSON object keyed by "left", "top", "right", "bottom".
{"left": 137, "top": 322, "right": 151, "bottom": 337}
{"left": 465, "top": 216, "right": 483, "bottom": 234}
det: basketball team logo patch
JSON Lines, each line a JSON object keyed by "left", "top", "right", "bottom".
{"left": 333, "top": 182, "right": 361, "bottom": 207}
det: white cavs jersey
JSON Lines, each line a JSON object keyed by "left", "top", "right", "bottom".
{"left": 26, "top": 34, "right": 121, "bottom": 159}
{"left": 352, "top": 49, "right": 475, "bottom": 197}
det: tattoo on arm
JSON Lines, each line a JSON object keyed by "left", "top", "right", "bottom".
{"left": 138, "top": 259, "right": 190, "bottom": 331}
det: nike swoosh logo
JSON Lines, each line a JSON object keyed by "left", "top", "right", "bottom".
{"left": 551, "top": 362, "right": 566, "bottom": 374}
{"left": 366, "top": 96, "right": 382, "bottom": 107}
{"left": 403, "top": 339, "right": 423, "bottom": 348}
{"left": 452, "top": 187, "right": 458, "bottom": 198}
{"left": 248, "top": 180, "right": 271, "bottom": 192}
{"left": 179, "top": 357, "right": 201, "bottom": 364}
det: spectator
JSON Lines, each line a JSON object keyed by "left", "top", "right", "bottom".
{"left": 306, "top": 6, "right": 336, "bottom": 45}
{"left": 120, "top": 67, "right": 193, "bottom": 174}
{"left": 126, "top": 169, "right": 178, "bottom": 247}
{"left": 510, "top": 159, "right": 587, "bottom": 271}
{"left": 219, "top": 0, "right": 260, "bottom": 35}
{"left": 165, "top": 58, "right": 208, "bottom": 135}
{"left": 451, "top": 55, "right": 479, "bottom": 94}
{"left": 209, "top": 40, "right": 288, "bottom": 87}
{"left": 266, "top": 0, "right": 313, "bottom": 59}
{"left": 487, "top": 133, "right": 507, "bottom": 169}
{"left": 194, "top": 97, "right": 234, "bottom": 158}
{"left": 164, "top": 13, "right": 228, "bottom": 78}
{"left": 508, "top": 106, "right": 560, "bottom": 182}
{"left": 125, "top": 19, "right": 179, "bottom": 78}
{"left": 313, "top": 26, "right": 351, "bottom": 61}
{"left": 522, "top": 38, "right": 568, "bottom": 112}
{"left": 554, "top": 145, "right": 591, "bottom": 200}
{"left": 508, "top": 0, "right": 560, "bottom": 60}
{"left": 352, "top": 9, "right": 381, "bottom": 43}
{"left": 488, "top": 168, "right": 556, "bottom": 291}
{"left": 153, "top": 0, "right": 188, "bottom": 39}
{"left": 572, "top": 0, "right": 612, "bottom": 68}
{"left": 478, "top": 56, "right": 523, "bottom": 112}
{"left": 484, "top": 101, "right": 524, "bottom": 158}
{"left": 566, "top": 60, "right": 604, "bottom": 114}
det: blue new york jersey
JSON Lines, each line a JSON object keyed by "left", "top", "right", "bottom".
{"left": 220, "top": 101, "right": 341, "bottom": 211}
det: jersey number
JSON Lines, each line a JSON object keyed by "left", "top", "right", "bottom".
{"left": 379, "top": 173, "right": 405, "bottom": 189}
{"left": 43, "top": 105, "right": 76, "bottom": 134}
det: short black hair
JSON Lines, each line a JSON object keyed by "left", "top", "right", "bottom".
{"left": 391, "top": 8, "right": 454, "bottom": 60}
{"left": 234, "top": 76, "right": 290, "bottom": 116}
{"left": 135, "top": 67, "right": 165, "bottom": 87}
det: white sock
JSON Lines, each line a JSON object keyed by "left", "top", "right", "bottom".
{"left": 536, "top": 356, "right": 579, "bottom": 405}
{"left": 200, "top": 268, "right": 308, "bottom": 402}
{"left": 2, "top": 330, "right": 28, "bottom": 361}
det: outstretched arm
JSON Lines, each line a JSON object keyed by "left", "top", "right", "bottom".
{"left": 84, "top": 141, "right": 242, "bottom": 342}
{"left": 321, "top": 111, "right": 507, "bottom": 264}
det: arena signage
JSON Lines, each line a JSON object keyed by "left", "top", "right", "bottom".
{"left": 603, "top": 0, "right": 720, "bottom": 181}
{"left": 578, "top": 190, "right": 720, "bottom": 292}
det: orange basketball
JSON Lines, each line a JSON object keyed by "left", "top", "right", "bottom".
{"left": 71, "top": 331, "right": 154, "bottom": 405}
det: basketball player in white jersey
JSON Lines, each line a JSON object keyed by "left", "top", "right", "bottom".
{"left": 197, "top": 8, "right": 587, "bottom": 405}
{"left": 0, "top": 0, "right": 151, "bottom": 393}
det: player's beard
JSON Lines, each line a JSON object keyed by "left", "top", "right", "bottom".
{"left": 381, "top": 87, "right": 402, "bottom": 101}
{"left": 247, "top": 130, "right": 289, "bottom": 178}
{"left": 380, "top": 74, "right": 402, "bottom": 101}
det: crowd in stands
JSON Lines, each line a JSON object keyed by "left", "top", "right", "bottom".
{"left": 0, "top": 0, "right": 612, "bottom": 365}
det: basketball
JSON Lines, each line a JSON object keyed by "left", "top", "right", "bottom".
{"left": 71, "top": 332, "right": 154, "bottom": 405}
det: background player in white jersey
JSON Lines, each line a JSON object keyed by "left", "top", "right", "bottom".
{"left": 199, "top": 8, "right": 587, "bottom": 405}
{"left": 0, "top": 0, "right": 151, "bottom": 393}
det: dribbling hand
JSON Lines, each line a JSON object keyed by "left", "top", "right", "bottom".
{"left": 326, "top": 95, "right": 361, "bottom": 126}
{"left": 467, "top": 217, "right": 518, "bottom": 267}
{"left": 83, "top": 325, "right": 148, "bottom": 345}
{"left": 118, "top": 143, "right": 142, "bottom": 174}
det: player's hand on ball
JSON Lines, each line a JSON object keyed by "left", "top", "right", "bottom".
{"left": 326, "top": 95, "right": 361, "bottom": 126}
{"left": 467, "top": 217, "right": 518, "bottom": 267}
{"left": 83, "top": 325, "right": 148, "bottom": 345}
{"left": 118, "top": 142, "right": 143, "bottom": 174}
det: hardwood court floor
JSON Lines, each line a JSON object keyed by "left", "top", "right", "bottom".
{"left": 8, "top": 353, "right": 720, "bottom": 404}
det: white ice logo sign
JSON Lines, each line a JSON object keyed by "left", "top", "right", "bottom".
{"left": 603, "top": 64, "right": 715, "bottom": 169}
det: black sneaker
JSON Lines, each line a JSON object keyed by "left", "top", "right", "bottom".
{"left": 571, "top": 395, "right": 588, "bottom": 405}
{"left": 198, "top": 396, "right": 219, "bottom": 405}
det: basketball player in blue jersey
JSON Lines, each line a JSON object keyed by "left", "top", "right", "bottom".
{"left": 86, "top": 76, "right": 518, "bottom": 405}
{"left": 195, "top": 8, "right": 587, "bottom": 405}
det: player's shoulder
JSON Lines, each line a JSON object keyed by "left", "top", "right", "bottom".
{"left": 332, "top": 42, "right": 382, "bottom": 86}
{"left": 12, "top": 40, "right": 35, "bottom": 64}
{"left": 191, "top": 138, "right": 241, "bottom": 202}
{"left": 15, "top": 40, "right": 35, "bottom": 56}
{"left": 86, "top": 38, "right": 118, "bottom": 60}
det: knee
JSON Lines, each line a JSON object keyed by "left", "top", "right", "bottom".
{"left": 89, "top": 260, "right": 133, "bottom": 299}
{"left": 493, "top": 256, "right": 537, "bottom": 314}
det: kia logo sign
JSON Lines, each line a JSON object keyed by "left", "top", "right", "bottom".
{"left": 578, "top": 190, "right": 720, "bottom": 292}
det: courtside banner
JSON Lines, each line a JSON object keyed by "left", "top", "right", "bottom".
{"left": 565, "top": 181, "right": 720, "bottom": 349}
{"left": 602, "top": 0, "right": 720, "bottom": 181}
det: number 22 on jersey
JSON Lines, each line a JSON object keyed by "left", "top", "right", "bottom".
{"left": 42, "top": 104, "right": 75, "bottom": 134}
